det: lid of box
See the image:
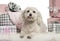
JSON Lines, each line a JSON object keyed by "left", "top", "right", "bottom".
{"left": 0, "top": 4, "right": 8, "bottom": 12}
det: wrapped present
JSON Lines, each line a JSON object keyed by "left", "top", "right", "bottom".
{"left": 0, "top": 14, "right": 16, "bottom": 34}
{"left": 48, "top": 0, "right": 60, "bottom": 33}
{"left": 48, "top": 18, "right": 60, "bottom": 33}
{"left": 49, "top": 0, "right": 60, "bottom": 18}
{"left": 0, "top": 14, "right": 14, "bottom": 26}
{"left": 0, "top": 4, "right": 22, "bottom": 33}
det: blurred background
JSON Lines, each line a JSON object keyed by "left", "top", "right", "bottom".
{"left": 0, "top": 0, "right": 49, "bottom": 26}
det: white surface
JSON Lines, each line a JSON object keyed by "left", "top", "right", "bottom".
{"left": 0, "top": 33, "right": 60, "bottom": 41}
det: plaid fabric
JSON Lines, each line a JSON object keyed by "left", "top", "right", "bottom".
{"left": 48, "top": 22, "right": 60, "bottom": 33}
{"left": 0, "top": 14, "right": 14, "bottom": 26}
{"left": 0, "top": 26, "right": 16, "bottom": 33}
{"left": 48, "top": 23, "right": 53, "bottom": 32}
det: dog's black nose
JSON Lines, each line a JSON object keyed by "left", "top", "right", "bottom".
{"left": 29, "top": 14, "right": 32, "bottom": 16}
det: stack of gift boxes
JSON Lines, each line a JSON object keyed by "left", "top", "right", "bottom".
{"left": 0, "top": 2, "right": 22, "bottom": 34}
{"left": 48, "top": 0, "right": 60, "bottom": 33}
{"left": 0, "top": 4, "right": 17, "bottom": 34}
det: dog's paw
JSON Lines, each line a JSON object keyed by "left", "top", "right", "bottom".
{"left": 20, "top": 36, "right": 24, "bottom": 38}
{"left": 27, "top": 36, "right": 32, "bottom": 39}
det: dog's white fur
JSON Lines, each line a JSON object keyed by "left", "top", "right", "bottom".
{"left": 20, "top": 7, "right": 46, "bottom": 38}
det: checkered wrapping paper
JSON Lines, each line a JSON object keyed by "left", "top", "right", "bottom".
{"left": 0, "top": 14, "right": 14, "bottom": 26}
{"left": 0, "top": 14, "right": 16, "bottom": 33}
{"left": 48, "top": 22, "right": 60, "bottom": 33}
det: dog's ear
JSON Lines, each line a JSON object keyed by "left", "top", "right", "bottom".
{"left": 37, "top": 11, "right": 47, "bottom": 32}
{"left": 37, "top": 11, "right": 42, "bottom": 26}
{"left": 21, "top": 10, "right": 25, "bottom": 21}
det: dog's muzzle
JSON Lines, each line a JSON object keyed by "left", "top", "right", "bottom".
{"left": 27, "top": 13, "right": 32, "bottom": 19}
{"left": 29, "top": 13, "right": 32, "bottom": 16}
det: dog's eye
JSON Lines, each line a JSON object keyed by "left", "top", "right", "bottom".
{"left": 12, "top": 3, "right": 14, "bottom": 4}
{"left": 27, "top": 10, "right": 29, "bottom": 13}
{"left": 33, "top": 11, "right": 36, "bottom": 13}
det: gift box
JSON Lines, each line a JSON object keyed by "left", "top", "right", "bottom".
{"left": 48, "top": 0, "right": 60, "bottom": 33}
{"left": 0, "top": 4, "right": 16, "bottom": 34}
{"left": 48, "top": 18, "right": 60, "bottom": 33}
{"left": 0, "top": 4, "right": 22, "bottom": 33}
{"left": 0, "top": 14, "right": 16, "bottom": 34}
{"left": 49, "top": 0, "right": 60, "bottom": 18}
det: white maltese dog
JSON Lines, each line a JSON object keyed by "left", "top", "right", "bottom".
{"left": 20, "top": 7, "right": 46, "bottom": 39}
